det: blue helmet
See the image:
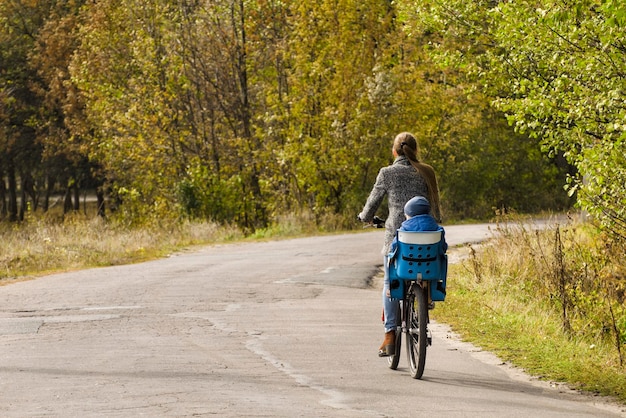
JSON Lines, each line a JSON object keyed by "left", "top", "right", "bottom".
{"left": 404, "top": 196, "right": 431, "bottom": 217}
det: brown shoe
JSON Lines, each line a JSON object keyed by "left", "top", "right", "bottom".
{"left": 378, "top": 330, "right": 395, "bottom": 357}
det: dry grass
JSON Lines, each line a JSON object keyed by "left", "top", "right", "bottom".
{"left": 0, "top": 214, "right": 243, "bottom": 283}
{"left": 0, "top": 210, "right": 325, "bottom": 283}
{"left": 434, "top": 216, "right": 626, "bottom": 404}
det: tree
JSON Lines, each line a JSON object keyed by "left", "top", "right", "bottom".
{"left": 72, "top": 0, "right": 191, "bottom": 224}
{"left": 0, "top": 0, "right": 103, "bottom": 221}
{"left": 72, "top": 0, "right": 285, "bottom": 229}
{"left": 176, "top": 0, "right": 269, "bottom": 229}
{"left": 0, "top": 0, "right": 574, "bottom": 227}
{"left": 490, "top": 1, "right": 626, "bottom": 236}
{"left": 407, "top": 0, "right": 624, "bottom": 234}
{"left": 283, "top": 0, "right": 399, "bottom": 221}
{"left": 33, "top": 0, "right": 103, "bottom": 216}
{"left": 0, "top": 0, "right": 46, "bottom": 221}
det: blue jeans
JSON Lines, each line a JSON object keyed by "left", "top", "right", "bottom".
{"left": 382, "top": 255, "right": 399, "bottom": 332}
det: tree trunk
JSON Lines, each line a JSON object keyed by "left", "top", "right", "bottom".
{"left": 63, "top": 181, "right": 73, "bottom": 214}
{"left": 43, "top": 174, "right": 55, "bottom": 212}
{"left": 22, "top": 173, "right": 38, "bottom": 211}
{"left": 0, "top": 173, "right": 7, "bottom": 220}
{"left": 7, "top": 162, "right": 18, "bottom": 222}
{"left": 96, "top": 186, "right": 106, "bottom": 218}
{"left": 73, "top": 182, "right": 80, "bottom": 211}
{"left": 234, "top": 0, "right": 266, "bottom": 229}
{"left": 19, "top": 175, "right": 28, "bottom": 221}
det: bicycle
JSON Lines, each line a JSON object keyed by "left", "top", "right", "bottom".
{"left": 385, "top": 229, "right": 448, "bottom": 379}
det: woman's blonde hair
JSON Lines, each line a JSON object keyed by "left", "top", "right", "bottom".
{"left": 393, "top": 132, "right": 442, "bottom": 221}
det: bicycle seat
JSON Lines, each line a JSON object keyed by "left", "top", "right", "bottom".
{"left": 393, "top": 231, "right": 444, "bottom": 279}
{"left": 388, "top": 230, "right": 448, "bottom": 300}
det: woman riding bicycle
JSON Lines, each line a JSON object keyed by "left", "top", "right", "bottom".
{"left": 358, "top": 132, "right": 442, "bottom": 357}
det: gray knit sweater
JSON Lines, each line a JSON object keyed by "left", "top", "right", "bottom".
{"left": 359, "top": 156, "right": 429, "bottom": 254}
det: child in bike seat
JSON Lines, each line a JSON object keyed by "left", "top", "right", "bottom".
{"left": 379, "top": 196, "right": 447, "bottom": 356}
{"left": 388, "top": 196, "right": 447, "bottom": 258}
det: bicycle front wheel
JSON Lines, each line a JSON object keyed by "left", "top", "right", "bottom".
{"left": 406, "top": 284, "right": 428, "bottom": 379}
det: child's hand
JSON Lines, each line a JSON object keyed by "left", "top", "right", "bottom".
{"left": 385, "top": 289, "right": 391, "bottom": 298}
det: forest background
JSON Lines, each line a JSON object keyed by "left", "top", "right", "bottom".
{"left": 1, "top": 0, "right": 626, "bottom": 404}
{"left": 1, "top": 0, "right": 583, "bottom": 229}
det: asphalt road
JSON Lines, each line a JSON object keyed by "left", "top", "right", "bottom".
{"left": 0, "top": 223, "right": 624, "bottom": 417}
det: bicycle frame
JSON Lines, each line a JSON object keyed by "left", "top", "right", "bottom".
{"left": 386, "top": 230, "right": 447, "bottom": 379}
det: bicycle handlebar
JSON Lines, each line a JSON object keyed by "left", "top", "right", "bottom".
{"left": 358, "top": 215, "right": 385, "bottom": 228}
{"left": 372, "top": 216, "right": 385, "bottom": 228}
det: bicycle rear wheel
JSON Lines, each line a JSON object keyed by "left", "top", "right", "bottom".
{"left": 406, "top": 284, "right": 428, "bottom": 379}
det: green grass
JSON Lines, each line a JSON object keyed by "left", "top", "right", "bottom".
{"left": 433, "top": 222, "right": 626, "bottom": 405}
